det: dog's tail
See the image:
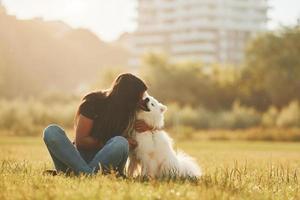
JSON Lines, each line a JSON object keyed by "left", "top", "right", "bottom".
{"left": 176, "top": 151, "right": 202, "bottom": 178}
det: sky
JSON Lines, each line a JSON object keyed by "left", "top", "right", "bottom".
{"left": 1, "top": 0, "right": 300, "bottom": 42}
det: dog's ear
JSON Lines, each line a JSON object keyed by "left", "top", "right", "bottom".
{"left": 161, "top": 104, "right": 167, "bottom": 113}
{"left": 139, "top": 97, "right": 150, "bottom": 112}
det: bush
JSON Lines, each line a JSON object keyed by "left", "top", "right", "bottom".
{"left": 165, "top": 104, "right": 213, "bottom": 129}
{"left": 191, "top": 128, "right": 300, "bottom": 142}
{"left": 0, "top": 98, "right": 78, "bottom": 136}
{"left": 0, "top": 96, "right": 299, "bottom": 137}
{"left": 165, "top": 102, "right": 261, "bottom": 130}
{"left": 230, "top": 102, "right": 261, "bottom": 129}
{"left": 261, "top": 106, "right": 279, "bottom": 127}
{"left": 276, "top": 101, "right": 300, "bottom": 128}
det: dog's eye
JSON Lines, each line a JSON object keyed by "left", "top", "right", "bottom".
{"left": 151, "top": 103, "right": 155, "bottom": 106}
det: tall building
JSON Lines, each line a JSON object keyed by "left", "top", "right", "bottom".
{"left": 130, "top": 0, "right": 268, "bottom": 66}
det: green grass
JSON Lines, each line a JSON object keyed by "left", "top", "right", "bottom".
{"left": 0, "top": 135, "right": 299, "bottom": 200}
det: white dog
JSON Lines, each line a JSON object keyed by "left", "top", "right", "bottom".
{"left": 128, "top": 94, "right": 201, "bottom": 179}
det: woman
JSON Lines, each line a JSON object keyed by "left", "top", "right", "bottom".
{"left": 43, "top": 73, "right": 152, "bottom": 176}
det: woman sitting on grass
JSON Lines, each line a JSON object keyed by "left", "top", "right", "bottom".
{"left": 43, "top": 73, "right": 151, "bottom": 176}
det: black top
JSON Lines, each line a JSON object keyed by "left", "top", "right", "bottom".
{"left": 78, "top": 93, "right": 125, "bottom": 144}
{"left": 79, "top": 95, "right": 105, "bottom": 140}
{"left": 79, "top": 98, "right": 100, "bottom": 120}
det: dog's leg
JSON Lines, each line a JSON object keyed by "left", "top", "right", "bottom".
{"left": 141, "top": 163, "right": 148, "bottom": 177}
{"left": 128, "top": 153, "right": 139, "bottom": 177}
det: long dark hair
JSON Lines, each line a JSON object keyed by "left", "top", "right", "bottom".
{"left": 75, "top": 73, "right": 147, "bottom": 142}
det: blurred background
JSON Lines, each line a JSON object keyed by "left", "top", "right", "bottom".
{"left": 0, "top": 0, "right": 299, "bottom": 141}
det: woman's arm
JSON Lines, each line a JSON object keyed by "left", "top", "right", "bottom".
{"left": 75, "top": 114, "right": 103, "bottom": 150}
{"left": 134, "top": 119, "right": 154, "bottom": 132}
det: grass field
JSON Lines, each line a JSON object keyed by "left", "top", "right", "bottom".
{"left": 0, "top": 135, "right": 299, "bottom": 200}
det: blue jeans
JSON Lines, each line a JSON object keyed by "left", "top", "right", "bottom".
{"left": 43, "top": 124, "right": 129, "bottom": 175}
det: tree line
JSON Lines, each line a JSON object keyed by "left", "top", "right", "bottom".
{"left": 141, "top": 26, "right": 300, "bottom": 112}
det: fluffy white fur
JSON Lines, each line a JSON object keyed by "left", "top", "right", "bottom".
{"left": 128, "top": 93, "right": 202, "bottom": 178}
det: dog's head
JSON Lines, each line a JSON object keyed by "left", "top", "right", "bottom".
{"left": 137, "top": 93, "right": 167, "bottom": 129}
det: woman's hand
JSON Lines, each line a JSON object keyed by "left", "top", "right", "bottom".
{"left": 127, "top": 138, "right": 138, "bottom": 150}
{"left": 134, "top": 120, "right": 153, "bottom": 133}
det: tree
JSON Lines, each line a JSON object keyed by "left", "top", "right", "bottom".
{"left": 140, "top": 54, "right": 237, "bottom": 110}
{"left": 239, "top": 26, "right": 300, "bottom": 110}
